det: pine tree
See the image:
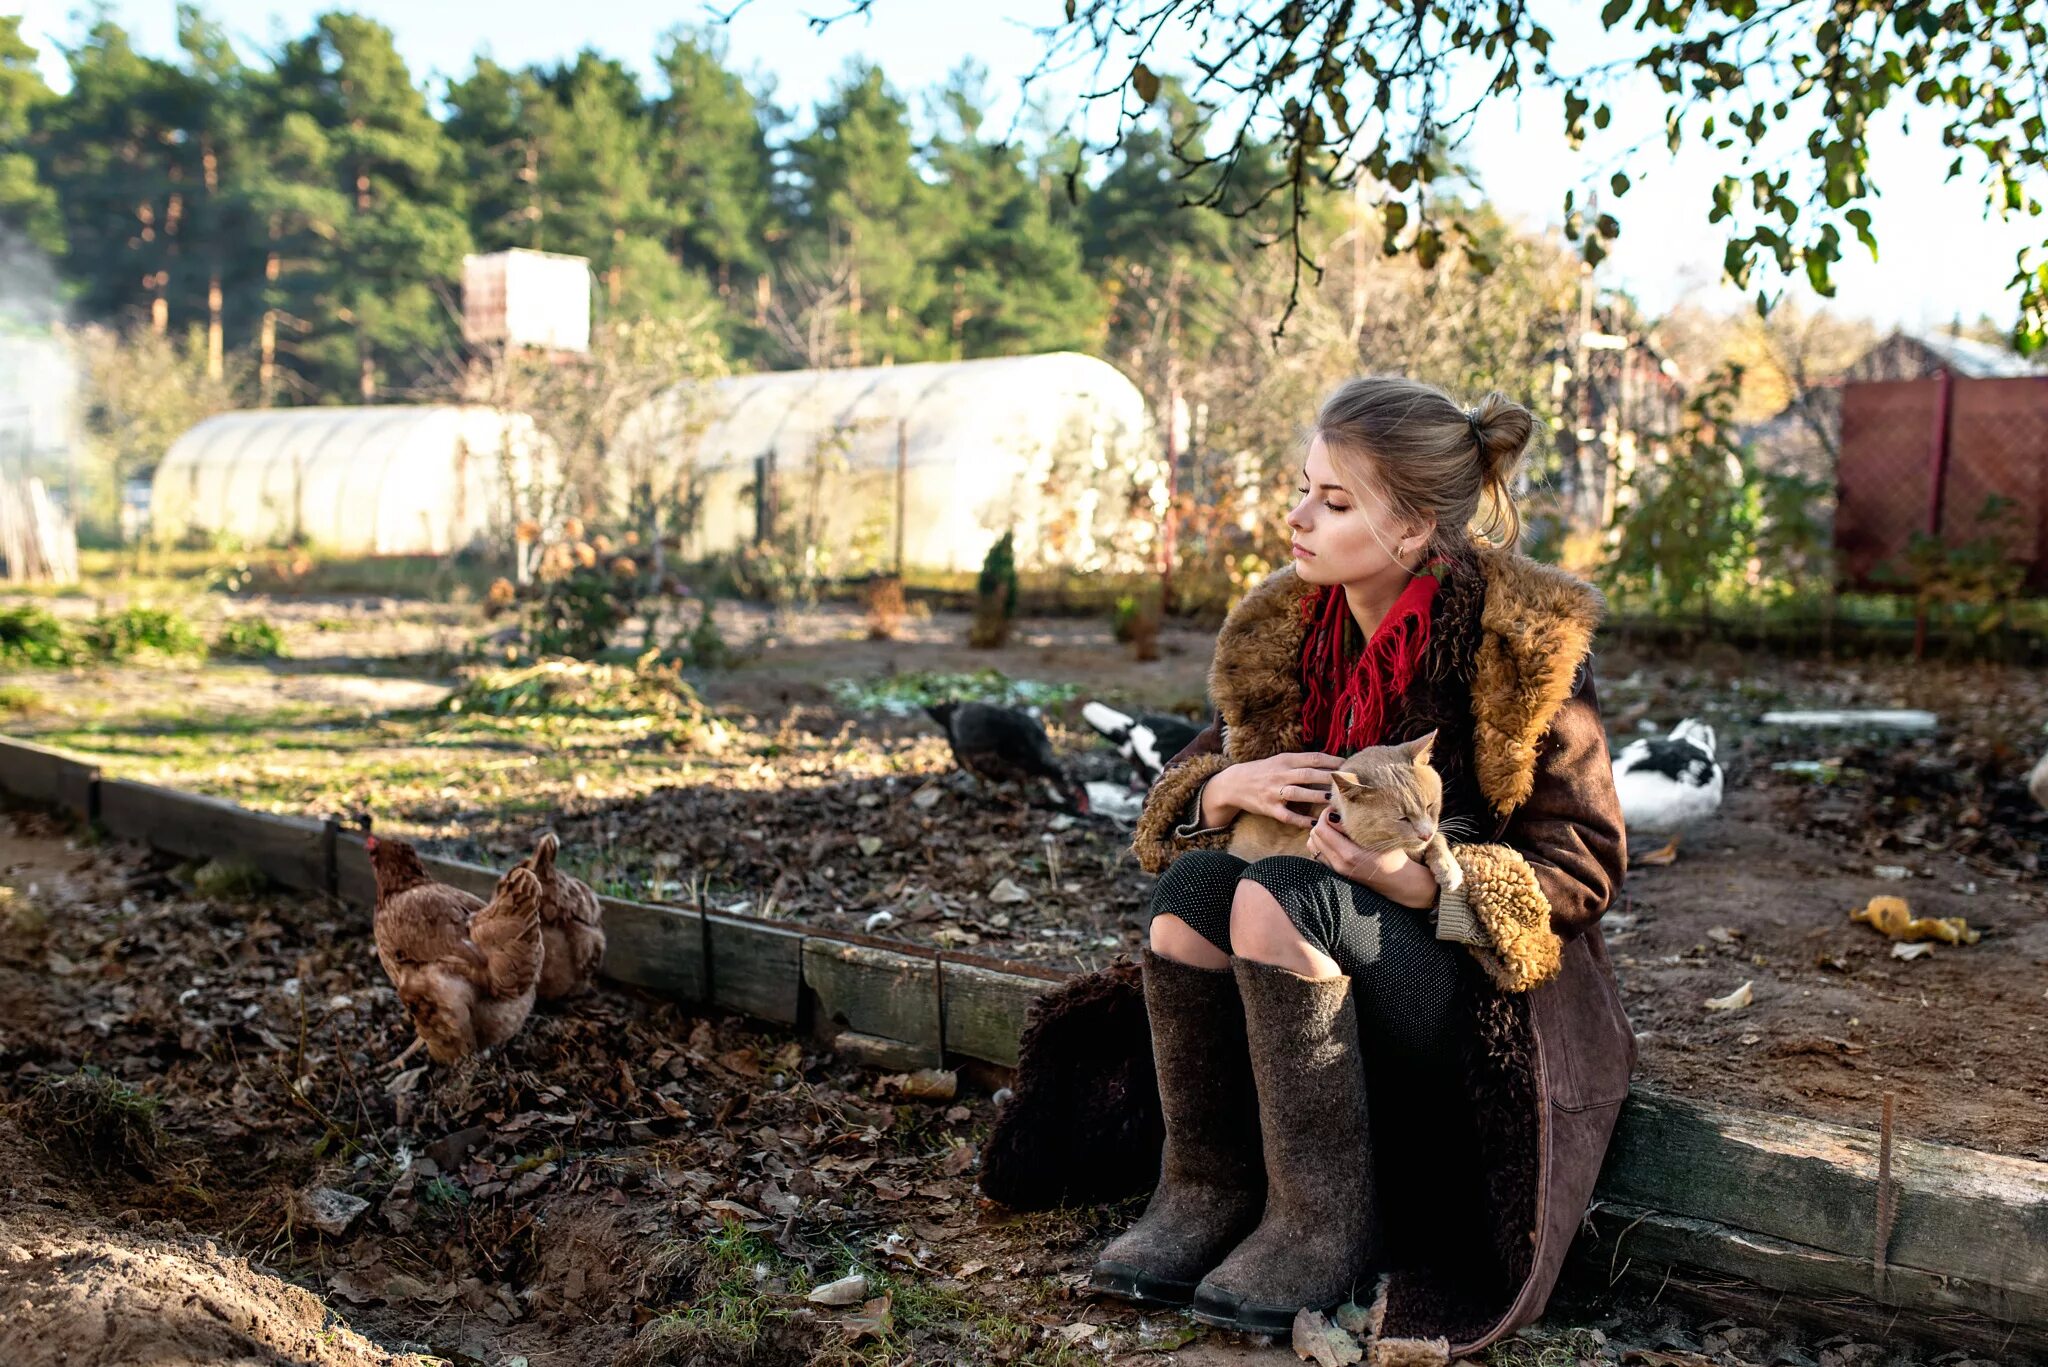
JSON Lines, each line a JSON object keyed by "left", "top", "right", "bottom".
{"left": 651, "top": 29, "right": 778, "bottom": 291}
{"left": 0, "top": 16, "right": 62, "bottom": 255}
{"left": 785, "top": 63, "right": 934, "bottom": 366}
{"left": 272, "top": 13, "right": 470, "bottom": 400}
{"left": 922, "top": 65, "right": 1102, "bottom": 358}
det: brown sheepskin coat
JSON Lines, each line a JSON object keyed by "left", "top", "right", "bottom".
{"left": 993, "top": 546, "right": 1634, "bottom": 1363}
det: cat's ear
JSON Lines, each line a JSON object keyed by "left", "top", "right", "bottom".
{"left": 1403, "top": 730, "right": 1438, "bottom": 766}
{"left": 1330, "top": 770, "right": 1366, "bottom": 794}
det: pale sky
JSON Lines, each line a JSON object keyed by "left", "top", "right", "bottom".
{"left": 15, "top": 0, "right": 2041, "bottom": 334}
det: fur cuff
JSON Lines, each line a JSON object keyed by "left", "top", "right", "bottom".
{"left": 1132, "top": 753, "right": 1233, "bottom": 874}
{"left": 1363, "top": 1273, "right": 1451, "bottom": 1367}
{"left": 1450, "top": 843, "right": 1563, "bottom": 993}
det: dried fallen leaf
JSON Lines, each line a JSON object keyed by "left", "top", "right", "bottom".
{"left": 938, "top": 1142, "right": 976, "bottom": 1177}
{"left": 1851, "top": 895, "right": 1980, "bottom": 945}
{"left": 1292, "top": 1306, "right": 1364, "bottom": 1365}
{"left": 1057, "top": 1321, "right": 1096, "bottom": 1347}
{"left": 808, "top": 1273, "right": 868, "bottom": 1306}
{"left": 1704, "top": 981, "right": 1754, "bottom": 1011}
{"left": 1332, "top": 1300, "right": 1371, "bottom": 1336}
{"left": 839, "top": 1293, "right": 893, "bottom": 1342}
{"left": 879, "top": 1068, "right": 958, "bottom": 1103}
{"left": 987, "top": 877, "right": 1030, "bottom": 904}
{"left": 857, "top": 836, "right": 883, "bottom": 857}
{"left": 1892, "top": 941, "right": 1935, "bottom": 961}
{"left": 1705, "top": 926, "right": 1742, "bottom": 945}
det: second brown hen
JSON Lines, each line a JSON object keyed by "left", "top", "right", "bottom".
{"left": 519, "top": 833, "right": 605, "bottom": 1001}
{"left": 369, "top": 836, "right": 545, "bottom": 1063}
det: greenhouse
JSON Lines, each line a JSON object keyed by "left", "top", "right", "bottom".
{"left": 151, "top": 406, "right": 549, "bottom": 555}
{"left": 613, "top": 351, "right": 1163, "bottom": 577}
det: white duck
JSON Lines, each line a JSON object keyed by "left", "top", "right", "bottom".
{"left": 1611, "top": 718, "right": 1723, "bottom": 864}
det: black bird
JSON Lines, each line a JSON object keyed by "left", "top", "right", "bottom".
{"left": 1081, "top": 701, "right": 1204, "bottom": 786}
{"left": 925, "top": 700, "right": 1090, "bottom": 813}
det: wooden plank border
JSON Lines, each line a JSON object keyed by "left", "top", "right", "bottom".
{"left": 0, "top": 735, "right": 98, "bottom": 822}
{"left": 1599, "top": 1090, "right": 2048, "bottom": 1304}
{"left": 98, "top": 778, "right": 330, "bottom": 895}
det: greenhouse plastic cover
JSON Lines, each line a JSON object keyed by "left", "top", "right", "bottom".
{"left": 152, "top": 405, "right": 547, "bottom": 555}
{"left": 615, "top": 351, "right": 1163, "bottom": 574}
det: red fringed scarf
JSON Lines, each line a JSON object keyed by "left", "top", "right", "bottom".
{"left": 1299, "top": 567, "right": 1442, "bottom": 754}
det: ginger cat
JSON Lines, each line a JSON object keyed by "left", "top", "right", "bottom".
{"left": 1226, "top": 731, "right": 1464, "bottom": 896}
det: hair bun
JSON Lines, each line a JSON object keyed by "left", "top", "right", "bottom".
{"left": 1468, "top": 391, "right": 1534, "bottom": 487}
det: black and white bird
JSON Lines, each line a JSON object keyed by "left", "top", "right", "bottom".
{"left": 1080, "top": 701, "right": 1204, "bottom": 787}
{"left": 1611, "top": 717, "right": 1723, "bottom": 864}
{"left": 925, "top": 701, "right": 1090, "bottom": 813}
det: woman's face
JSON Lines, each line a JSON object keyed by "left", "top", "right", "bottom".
{"left": 1286, "top": 434, "right": 1428, "bottom": 587}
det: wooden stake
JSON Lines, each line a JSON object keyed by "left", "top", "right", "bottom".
{"left": 1875, "top": 1090, "right": 1896, "bottom": 1280}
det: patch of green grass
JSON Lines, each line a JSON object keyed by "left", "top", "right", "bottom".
{"left": 0, "top": 682, "right": 44, "bottom": 715}
{"left": 17, "top": 1067, "right": 164, "bottom": 1180}
{"left": 191, "top": 857, "right": 268, "bottom": 898}
{"left": 827, "top": 668, "right": 1080, "bottom": 716}
{"left": 82, "top": 606, "right": 205, "bottom": 661}
{"left": 211, "top": 617, "right": 289, "bottom": 660}
{"left": 0, "top": 604, "right": 75, "bottom": 666}
{"left": 625, "top": 1221, "right": 816, "bottom": 1366}
{"left": 1480, "top": 1326, "right": 1614, "bottom": 1366}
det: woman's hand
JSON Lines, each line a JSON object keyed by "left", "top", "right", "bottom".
{"left": 1305, "top": 808, "right": 1440, "bottom": 909}
{"left": 1200, "top": 751, "right": 1345, "bottom": 829}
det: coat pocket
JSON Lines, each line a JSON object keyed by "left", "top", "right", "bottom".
{"left": 1532, "top": 934, "right": 1633, "bottom": 1111}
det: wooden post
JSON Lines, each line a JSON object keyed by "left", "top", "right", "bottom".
{"left": 1914, "top": 369, "right": 1955, "bottom": 661}
{"left": 894, "top": 418, "right": 908, "bottom": 577}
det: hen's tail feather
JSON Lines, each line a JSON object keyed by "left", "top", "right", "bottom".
{"left": 473, "top": 866, "right": 544, "bottom": 997}
{"left": 528, "top": 832, "right": 560, "bottom": 880}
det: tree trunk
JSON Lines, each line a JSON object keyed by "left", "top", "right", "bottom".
{"left": 202, "top": 142, "right": 223, "bottom": 381}
{"left": 847, "top": 223, "right": 863, "bottom": 368}
{"left": 259, "top": 217, "right": 280, "bottom": 408}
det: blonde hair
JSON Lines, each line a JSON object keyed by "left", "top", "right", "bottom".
{"left": 1312, "top": 376, "right": 1534, "bottom": 559}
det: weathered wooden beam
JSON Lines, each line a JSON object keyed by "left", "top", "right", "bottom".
{"left": 1574, "top": 1202, "right": 2048, "bottom": 1344}
{"left": 97, "top": 779, "right": 331, "bottom": 894}
{"left": 625, "top": 902, "right": 803, "bottom": 1027}
{"left": 0, "top": 735, "right": 98, "bottom": 822}
{"left": 1599, "top": 1090, "right": 2048, "bottom": 1302}
{"left": 801, "top": 936, "right": 1067, "bottom": 1070}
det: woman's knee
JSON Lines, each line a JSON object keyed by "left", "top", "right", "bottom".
{"left": 1229, "top": 862, "right": 1320, "bottom": 937}
{"left": 1150, "top": 848, "right": 1245, "bottom": 912}
{"left": 1148, "top": 911, "right": 1230, "bottom": 966}
{"left": 1227, "top": 878, "right": 1309, "bottom": 947}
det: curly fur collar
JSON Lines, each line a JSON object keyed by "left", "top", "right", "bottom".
{"left": 1207, "top": 547, "right": 1603, "bottom": 817}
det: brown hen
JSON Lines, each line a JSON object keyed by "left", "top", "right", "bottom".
{"left": 368, "top": 836, "right": 544, "bottom": 1063}
{"left": 519, "top": 833, "right": 605, "bottom": 1001}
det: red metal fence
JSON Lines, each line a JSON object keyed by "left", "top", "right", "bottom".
{"left": 1836, "top": 375, "right": 2048, "bottom": 594}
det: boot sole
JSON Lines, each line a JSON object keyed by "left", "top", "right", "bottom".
{"left": 1189, "top": 1283, "right": 1306, "bottom": 1335}
{"left": 1088, "top": 1260, "right": 1198, "bottom": 1308}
